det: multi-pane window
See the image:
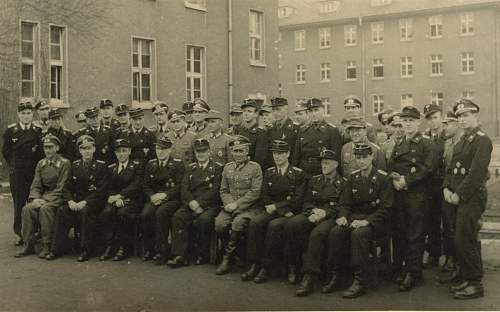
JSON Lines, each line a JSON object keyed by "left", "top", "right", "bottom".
{"left": 319, "top": 27, "right": 331, "bottom": 48}
{"left": 399, "top": 18, "right": 413, "bottom": 41}
{"left": 371, "top": 0, "right": 392, "bottom": 6}
{"left": 429, "top": 15, "right": 443, "bottom": 38}
{"left": 344, "top": 25, "right": 357, "bottom": 46}
{"left": 371, "top": 22, "right": 384, "bottom": 44}
{"left": 461, "top": 91, "right": 475, "bottom": 100}
{"left": 21, "top": 22, "right": 37, "bottom": 99}
{"left": 296, "top": 64, "right": 306, "bottom": 84}
{"left": 320, "top": 63, "right": 331, "bottom": 82}
{"left": 319, "top": 1, "right": 339, "bottom": 13}
{"left": 295, "top": 30, "right": 306, "bottom": 51}
{"left": 373, "top": 58, "right": 384, "bottom": 78}
{"left": 372, "top": 95, "right": 384, "bottom": 115}
{"left": 132, "top": 38, "right": 154, "bottom": 103}
{"left": 401, "top": 94, "right": 413, "bottom": 108}
{"left": 430, "top": 92, "right": 444, "bottom": 108}
{"left": 186, "top": 46, "right": 205, "bottom": 102}
{"left": 296, "top": 98, "right": 306, "bottom": 104}
{"left": 346, "top": 61, "right": 357, "bottom": 80}
{"left": 460, "top": 12, "right": 474, "bottom": 35}
{"left": 461, "top": 52, "right": 474, "bottom": 74}
{"left": 49, "top": 26, "right": 65, "bottom": 104}
{"left": 401, "top": 56, "right": 413, "bottom": 78}
{"left": 249, "top": 10, "right": 264, "bottom": 65}
{"left": 184, "top": 0, "right": 206, "bottom": 10}
{"left": 321, "top": 97, "right": 331, "bottom": 116}
{"left": 430, "top": 54, "right": 443, "bottom": 76}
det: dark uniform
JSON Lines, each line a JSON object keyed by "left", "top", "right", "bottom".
{"left": 101, "top": 118, "right": 121, "bottom": 131}
{"left": 268, "top": 97, "right": 300, "bottom": 160}
{"left": 48, "top": 126, "right": 73, "bottom": 160}
{"left": 239, "top": 121, "right": 269, "bottom": 169}
{"left": 115, "top": 126, "right": 155, "bottom": 163}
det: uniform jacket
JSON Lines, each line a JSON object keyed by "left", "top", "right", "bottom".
{"left": 190, "top": 122, "right": 211, "bottom": 139}
{"left": 204, "top": 131, "right": 234, "bottom": 165}
{"left": 424, "top": 128, "right": 446, "bottom": 181}
{"left": 148, "top": 124, "right": 170, "bottom": 138}
{"left": 72, "top": 125, "right": 114, "bottom": 163}
{"left": 261, "top": 165, "right": 306, "bottom": 216}
{"left": 239, "top": 122, "right": 269, "bottom": 169}
{"left": 47, "top": 126, "right": 73, "bottom": 161}
{"left": 143, "top": 157, "right": 185, "bottom": 202}
{"left": 341, "top": 140, "right": 387, "bottom": 177}
{"left": 166, "top": 130, "right": 196, "bottom": 166}
{"left": 107, "top": 160, "right": 143, "bottom": 200}
{"left": 116, "top": 126, "right": 156, "bottom": 162}
{"left": 302, "top": 173, "right": 346, "bottom": 218}
{"left": 292, "top": 120, "right": 342, "bottom": 166}
{"left": 268, "top": 118, "right": 300, "bottom": 159}
{"left": 220, "top": 160, "right": 263, "bottom": 211}
{"left": 2, "top": 122, "right": 43, "bottom": 168}
{"left": 29, "top": 154, "right": 71, "bottom": 203}
{"left": 101, "top": 118, "right": 121, "bottom": 131}
{"left": 63, "top": 158, "right": 108, "bottom": 208}
{"left": 182, "top": 160, "right": 223, "bottom": 208}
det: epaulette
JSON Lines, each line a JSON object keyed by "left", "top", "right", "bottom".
{"left": 96, "top": 160, "right": 105, "bottom": 164}
{"left": 367, "top": 122, "right": 373, "bottom": 127}
{"left": 188, "top": 162, "right": 198, "bottom": 168}
{"left": 352, "top": 169, "right": 361, "bottom": 174}
{"left": 215, "top": 162, "right": 224, "bottom": 167}
{"left": 342, "top": 176, "right": 348, "bottom": 181}
{"left": 292, "top": 166, "right": 303, "bottom": 172}
{"left": 327, "top": 122, "right": 337, "bottom": 128}
{"left": 477, "top": 131, "right": 485, "bottom": 136}
{"left": 422, "top": 134, "right": 430, "bottom": 139}
{"left": 148, "top": 159, "right": 156, "bottom": 163}
{"left": 103, "top": 125, "right": 111, "bottom": 129}
{"left": 267, "top": 167, "right": 276, "bottom": 172}
{"left": 312, "top": 174, "right": 322, "bottom": 180}
{"left": 108, "top": 163, "right": 117, "bottom": 168}
{"left": 32, "top": 123, "right": 42, "bottom": 129}
{"left": 61, "top": 157, "right": 70, "bottom": 163}
{"left": 8, "top": 123, "right": 16, "bottom": 128}
{"left": 293, "top": 121, "right": 300, "bottom": 126}
{"left": 148, "top": 125, "right": 158, "bottom": 131}
{"left": 248, "top": 160, "right": 259, "bottom": 167}
{"left": 173, "top": 158, "right": 182, "bottom": 162}
{"left": 133, "top": 160, "right": 140, "bottom": 165}
{"left": 371, "top": 143, "right": 380, "bottom": 150}
{"left": 377, "top": 169, "right": 388, "bottom": 176}
{"left": 73, "top": 160, "right": 81, "bottom": 165}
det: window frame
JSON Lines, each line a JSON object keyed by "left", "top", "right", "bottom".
{"left": 460, "top": 12, "right": 474, "bottom": 36}
{"left": 318, "top": 27, "right": 331, "bottom": 49}
{"left": 48, "top": 24, "right": 68, "bottom": 107}
{"left": 461, "top": 52, "right": 475, "bottom": 75}
{"left": 400, "top": 56, "right": 413, "bottom": 78}
{"left": 372, "top": 94, "right": 385, "bottom": 116}
{"left": 430, "top": 91, "right": 444, "bottom": 108}
{"left": 400, "top": 93, "right": 414, "bottom": 108}
{"left": 131, "top": 36, "right": 157, "bottom": 108}
{"left": 186, "top": 45, "right": 207, "bottom": 102}
{"left": 184, "top": 0, "right": 207, "bottom": 12}
{"left": 461, "top": 90, "right": 475, "bottom": 100}
{"left": 20, "top": 20, "right": 40, "bottom": 102}
{"left": 296, "top": 64, "right": 306, "bottom": 84}
{"left": 249, "top": 9, "right": 266, "bottom": 66}
{"left": 371, "top": 21, "right": 384, "bottom": 44}
{"left": 321, "top": 97, "right": 331, "bottom": 116}
{"left": 372, "top": 58, "right": 384, "bottom": 80}
{"left": 319, "top": 62, "right": 331, "bottom": 83}
{"left": 294, "top": 30, "right": 306, "bottom": 51}
{"left": 345, "top": 60, "right": 357, "bottom": 81}
{"left": 430, "top": 54, "right": 444, "bottom": 77}
{"left": 399, "top": 18, "right": 413, "bottom": 42}
{"left": 429, "top": 15, "right": 443, "bottom": 39}
{"left": 344, "top": 24, "right": 357, "bottom": 47}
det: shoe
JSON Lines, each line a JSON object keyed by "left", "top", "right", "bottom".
{"left": 395, "top": 271, "right": 406, "bottom": 284}
{"left": 441, "top": 257, "right": 456, "bottom": 273}
{"left": 296, "top": 273, "right": 314, "bottom": 297}
{"left": 216, "top": 232, "right": 239, "bottom": 275}
{"left": 398, "top": 272, "right": 422, "bottom": 292}
{"left": 100, "top": 246, "right": 112, "bottom": 261}
{"left": 112, "top": 247, "right": 126, "bottom": 261}
{"left": 450, "top": 281, "right": 469, "bottom": 293}
{"left": 153, "top": 253, "right": 166, "bottom": 265}
{"left": 343, "top": 277, "right": 365, "bottom": 298}
{"left": 253, "top": 268, "right": 269, "bottom": 284}
{"left": 14, "top": 245, "right": 35, "bottom": 258}
{"left": 241, "top": 264, "right": 258, "bottom": 281}
{"left": 45, "top": 252, "right": 57, "bottom": 261}
{"left": 77, "top": 250, "right": 89, "bottom": 262}
{"left": 321, "top": 272, "right": 339, "bottom": 294}
{"left": 288, "top": 265, "right": 297, "bottom": 284}
{"left": 195, "top": 256, "right": 208, "bottom": 265}
{"left": 38, "top": 245, "right": 50, "bottom": 259}
{"left": 167, "top": 256, "right": 187, "bottom": 268}
{"left": 439, "top": 270, "right": 461, "bottom": 284}
{"left": 143, "top": 250, "right": 153, "bottom": 261}
{"left": 216, "top": 255, "right": 232, "bottom": 275}
{"left": 423, "top": 255, "right": 439, "bottom": 269}
{"left": 14, "top": 235, "right": 24, "bottom": 246}
{"left": 454, "top": 283, "right": 484, "bottom": 299}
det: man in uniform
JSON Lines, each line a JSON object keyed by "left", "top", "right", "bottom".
{"left": 116, "top": 107, "right": 155, "bottom": 164}
{"left": 377, "top": 109, "right": 394, "bottom": 145}
{"left": 239, "top": 99, "right": 268, "bottom": 168}
{"left": 443, "top": 99, "right": 492, "bottom": 299}
{"left": 269, "top": 97, "right": 299, "bottom": 161}
{"left": 167, "top": 110, "right": 196, "bottom": 166}
{"left": 46, "top": 135, "right": 108, "bottom": 261}
{"left": 341, "top": 96, "right": 377, "bottom": 144}
{"left": 168, "top": 139, "right": 223, "bottom": 267}
{"left": 182, "top": 101, "right": 195, "bottom": 129}
{"left": 204, "top": 110, "right": 234, "bottom": 165}
{"left": 2, "top": 101, "right": 43, "bottom": 246}
{"left": 47, "top": 108, "right": 73, "bottom": 160}
{"left": 380, "top": 113, "right": 404, "bottom": 161}
{"left": 327, "top": 143, "right": 393, "bottom": 298}
{"left": 149, "top": 101, "right": 170, "bottom": 137}
{"left": 215, "top": 135, "right": 263, "bottom": 275}
{"left": 74, "top": 111, "right": 87, "bottom": 129}
{"left": 99, "top": 99, "right": 121, "bottom": 130}
{"left": 292, "top": 98, "right": 342, "bottom": 179}
{"left": 258, "top": 105, "right": 274, "bottom": 131}
{"left": 227, "top": 103, "right": 244, "bottom": 136}
{"left": 190, "top": 99, "right": 211, "bottom": 139}
{"left": 115, "top": 104, "right": 131, "bottom": 132}
{"left": 294, "top": 101, "right": 309, "bottom": 129}
{"left": 242, "top": 140, "right": 306, "bottom": 283}
{"left": 388, "top": 105, "right": 435, "bottom": 291}
{"left": 140, "top": 136, "right": 184, "bottom": 263}
{"left": 15, "top": 134, "right": 70, "bottom": 258}
{"left": 34, "top": 99, "right": 50, "bottom": 134}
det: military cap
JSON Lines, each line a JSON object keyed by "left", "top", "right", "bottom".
{"left": 35, "top": 100, "right": 49, "bottom": 110}
{"left": 442, "top": 111, "right": 458, "bottom": 123}
{"left": 18, "top": 101, "right": 33, "bottom": 112}
{"left": 42, "top": 134, "right": 61, "bottom": 147}
{"left": 129, "top": 107, "right": 144, "bottom": 119}
{"left": 156, "top": 135, "right": 173, "bottom": 149}
{"left": 294, "top": 101, "right": 308, "bottom": 113}
{"left": 346, "top": 117, "right": 367, "bottom": 129}
{"left": 84, "top": 107, "right": 99, "bottom": 118}
{"left": 205, "top": 109, "right": 223, "bottom": 120}
{"left": 192, "top": 98, "right": 210, "bottom": 112}
{"left": 388, "top": 112, "right": 402, "bottom": 126}
{"left": 229, "top": 135, "right": 250, "bottom": 150}
{"left": 344, "top": 95, "right": 362, "bottom": 108}
{"left": 423, "top": 103, "right": 442, "bottom": 118}
{"left": 259, "top": 105, "right": 273, "bottom": 115}
{"left": 269, "top": 140, "right": 289, "bottom": 152}
{"left": 193, "top": 138, "right": 210, "bottom": 151}
{"left": 115, "top": 104, "right": 129, "bottom": 116}
{"left": 115, "top": 138, "right": 130, "bottom": 149}
{"left": 48, "top": 108, "right": 62, "bottom": 120}
{"left": 400, "top": 105, "right": 421, "bottom": 119}
{"left": 182, "top": 101, "right": 194, "bottom": 113}
{"left": 377, "top": 109, "right": 393, "bottom": 125}
{"left": 75, "top": 111, "right": 86, "bottom": 122}
{"left": 306, "top": 98, "right": 323, "bottom": 110}
{"left": 99, "top": 99, "right": 113, "bottom": 109}
{"left": 317, "top": 148, "right": 338, "bottom": 160}
{"left": 152, "top": 101, "right": 169, "bottom": 114}
{"left": 453, "top": 98, "right": 479, "bottom": 116}
{"left": 353, "top": 142, "right": 373, "bottom": 156}
{"left": 230, "top": 103, "right": 243, "bottom": 114}
{"left": 77, "top": 135, "right": 95, "bottom": 148}
{"left": 241, "top": 99, "right": 258, "bottom": 110}
{"left": 168, "top": 110, "right": 186, "bottom": 122}
{"left": 270, "top": 97, "right": 288, "bottom": 108}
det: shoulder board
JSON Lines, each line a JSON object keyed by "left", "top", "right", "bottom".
{"left": 32, "top": 123, "right": 42, "bottom": 129}
{"left": 342, "top": 176, "right": 348, "bottom": 181}
{"left": 133, "top": 161, "right": 140, "bottom": 165}
{"left": 293, "top": 122, "right": 300, "bottom": 126}
{"left": 148, "top": 126, "right": 158, "bottom": 131}
{"left": 267, "top": 167, "right": 276, "bottom": 172}
{"left": 327, "top": 122, "right": 337, "bottom": 128}
{"left": 215, "top": 162, "right": 224, "bottom": 167}
{"left": 370, "top": 143, "right": 380, "bottom": 150}
{"left": 188, "top": 162, "right": 197, "bottom": 168}
{"left": 148, "top": 159, "right": 157, "bottom": 163}
{"left": 103, "top": 125, "right": 111, "bottom": 129}
{"left": 8, "top": 123, "right": 16, "bottom": 128}
{"left": 377, "top": 169, "right": 388, "bottom": 176}
{"left": 61, "top": 157, "right": 70, "bottom": 163}
{"left": 226, "top": 161, "right": 235, "bottom": 166}
{"left": 422, "top": 134, "right": 430, "bottom": 139}
{"left": 96, "top": 160, "right": 105, "bottom": 164}
{"left": 248, "top": 160, "right": 260, "bottom": 166}
{"left": 477, "top": 131, "right": 485, "bottom": 136}
{"left": 73, "top": 160, "right": 81, "bottom": 165}
{"left": 352, "top": 169, "right": 361, "bottom": 174}
{"left": 173, "top": 158, "right": 182, "bottom": 162}
{"left": 312, "top": 174, "right": 322, "bottom": 180}
{"left": 292, "top": 166, "right": 303, "bottom": 172}
{"left": 108, "top": 164, "right": 117, "bottom": 168}
{"left": 366, "top": 122, "right": 373, "bottom": 127}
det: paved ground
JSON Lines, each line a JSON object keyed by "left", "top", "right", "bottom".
{"left": 1, "top": 196, "right": 500, "bottom": 311}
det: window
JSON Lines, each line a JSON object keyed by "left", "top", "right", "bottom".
{"left": 400, "top": 18, "right": 413, "bottom": 41}
{"left": 461, "top": 91, "right": 475, "bottom": 100}
{"left": 401, "top": 56, "right": 413, "bottom": 78}
{"left": 344, "top": 25, "right": 357, "bottom": 46}
{"left": 319, "top": 1, "right": 340, "bottom": 13}
{"left": 429, "top": 15, "right": 443, "bottom": 39}
{"left": 132, "top": 38, "right": 155, "bottom": 104}
{"left": 321, "top": 97, "right": 331, "bottom": 116}
{"left": 184, "top": 0, "right": 206, "bottom": 11}
{"left": 186, "top": 46, "right": 205, "bottom": 102}
{"left": 372, "top": 58, "right": 384, "bottom": 79}
{"left": 371, "top": 0, "right": 392, "bottom": 6}
{"left": 460, "top": 12, "right": 474, "bottom": 35}
{"left": 295, "top": 30, "right": 306, "bottom": 51}
{"left": 320, "top": 63, "right": 331, "bottom": 82}
{"left": 371, "top": 22, "right": 384, "bottom": 44}
{"left": 319, "top": 27, "right": 331, "bottom": 49}
{"left": 430, "top": 92, "right": 444, "bottom": 108}
{"left": 21, "top": 22, "right": 38, "bottom": 99}
{"left": 346, "top": 61, "right": 357, "bottom": 80}
{"left": 296, "top": 97, "right": 306, "bottom": 104}
{"left": 278, "top": 6, "right": 294, "bottom": 18}
{"left": 461, "top": 52, "right": 474, "bottom": 74}
{"left": 372, "top": 95, "right": 384, "bottom": 115}
{"left": 296, "top": 64, "right": 306, "bottom": 84}
{"left": 401, "top": 94, "right": 413, "bottom": 108}
{"left": 430, "top": 54, "right": 443, "bottom": 76}
{"left": 49, "top": 25, "right": 66, "bottom": 105}
{"left": 249, "top": 10, "right": 265, "bottom": 65}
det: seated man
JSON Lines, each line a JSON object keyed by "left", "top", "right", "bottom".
{"left": 46, "top": 135, "right": 108, "bottom": 261}
{"left": 167, "top": 139, "right": 223, "bottom": 267}
{"left": 215, "top": 135, "right": 263, "bottom": 275}
{"left": 15, "top": 134, "right": 70, "bottom": 258}
{"left": 99, "top": 138, "right": 143, "bottom": 261}
{"left": 140, "top": 136, "right": 184, "bottom": 264}
{"left": 327, "top": 143, "right": 393, "bottom": 298}
{"left": 242, "top": 140, "right": 306, "bottom": 284}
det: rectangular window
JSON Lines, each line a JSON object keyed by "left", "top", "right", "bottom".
{"left": 430, "top": 92, "right": 444, "bottom": 108}
{"left": 401, "top": 56, "right": 413, "bottom": 78}
{"left": 344, "top": 24, "right": 357, "bottom": 46}
{"left": 461, "top": 52, "right": 474, "bottom": 74}
{"left": 132, "top": 37, "right": 155, "bottom": 104}
{"left": 430, "top": 54, "right": 443, "bottom": 76}
{"left": 296, "top": 98, "right": 306, "bottom": 104}
{"left": 321, "top": 97, "right": 331, "bottom": 116}
{"left": 249, "top": 10, "right": 265, "bottom": 65}
{"left": 186, "top": 46, "right": 205, "bottom": 102}
{"left": 401, "top": 94, "right": 413, "bottom": 108}
{"left": 460, "top": 12, "right": 474, "bottom": 35}
{"left": 320, "top": 63, "right": 331, "bottom": 82}
{"left": 296, "top": 64, "right": 306, "bottom": 84}
{"left": 295, "top": 30, "right": 306, "bottom": 51}
{"left": 49, "top": 25, "right": 66, "bottom": 105}
{"left": 21, "top": 22, "right": 37, "bottom": 99}
{"left": 461, "top": 91, "right": 474, "bottom": 100}
{"left": 319, "top": 27, "right": 331, "bottom": 49}
{"left": 399, "top": 18, "right": 413, "bottom": 41}
{"left": 319, "top": 1, "right": 339, "bottom": 13}
{"left": 429, "top": 15, "right": 443, "bottom": 39}
{"left": 346, "top": 61, "right": 357, "bottom": 80}
{"left": 371, "top": 0, "right": 392, "bottom": 6}
{"left": 373, "top": 58, "right": 384, "bottom": 79}
{"left": 371, "top": 22, "right": 384, "bottom": 44}
{"left": 372, "top": 95, "right": 384, "bottom": 115}
{"left": 184, "top": 0, "right": 206, "bottom": 11}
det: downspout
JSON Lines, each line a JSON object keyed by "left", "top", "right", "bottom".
{"left": 228, "top": 0, "right": 233, "bottom": 118}
{"left": 495, "top": 6, "right": 499, "bottom": 136}
{"left": 359, "top": 15, "right": 366, "bottom": 119}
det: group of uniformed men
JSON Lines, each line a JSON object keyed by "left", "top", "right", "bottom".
{"left": 1, "top": 94, "right": 492, "bottom": 300}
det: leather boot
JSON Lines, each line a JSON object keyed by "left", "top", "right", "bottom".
{"left": 441, "top": 257, "right": 456, "bottom": 273}
{"left": 399, "top": 272, "right": 423, "bottom": 292}
{"left": 288, "top": 264, "right": 297, "bottom": 284}
{"left": 296, "top": 273, "right": 315, "bottom": 297}
{"left": 215, "top": 231, "right": 240, "bottom": 275}
{"left": 15, "top": 243, "right": 35, "bottom": 258}
{"left": 321, "top": 269, "right": 340, "bottom": 293}
{"left": 241, "top": 263, "right": 258, "bottom": 281}
{"left": 343, "top": 269, "right": 366, "bottom": 298}
{"left": 454, "top": 282, "right": 484, "bottom": 299}
{"left": 38, "top": 244, "right": 50, "bottom": 259}
{"left": 253, "top": 267, "right": 269, "bottom": 284}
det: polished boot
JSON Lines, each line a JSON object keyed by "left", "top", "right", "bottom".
{"left": 288, "top": 264, "right": 297, "bottom": 284}
{"left": 449, "top": 281, "right": 469, "bottom": 293}
{"left": 241, "top": 264, "right": 258, "bottom": 281}
{"left": 399, "top": 272, "right": 423, "bottom": 292}
{"left": 14, "top": 235, "right": 24, "bottom": 246}
{"left": 167, "top": 256, "right": 187, "bottom": 268}
{"left": 38, "top": 244, "right": 50, "bottom": 259}
{"left": 77, "top": 249, "right": 89, "bottom": 262}
{"left": 142, "top": 250, "right": 153, "bottom": 261}
{"left": 441, "top": 257, "right": 456, "bottom": 273}
{"left": 100, "top": 245, "right": 112, "bottom": 261}
{"left": 45, "top": 252, "right": 57, "bottom": 261}
{"left": 112, "top": 247, "right": 126, "bottom": 261}
{"left": 423, "top": 255, "right": 439, "bottom": 269}
{"left": 215, "top": 231, "right": 240, "bottom": 275}
{"left": 453, "top": 282, "right": 484, "bottom": 299}
{"left": 253, "top": 267, "right": 269, "bottom": 284}
{"left": 15, "top": 244, "right": 35, "bottom": 258}
{"left": 321, "top": 269, "right": 340, "bottom": 293}
{"left": 296, "top": 273, "right": 315, "bottom": 297}
{"left": 343, "top": 270, "right": 366, "bottom": 298}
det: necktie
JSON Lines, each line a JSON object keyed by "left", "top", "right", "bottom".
{"left": 118, "top": 164, "right": 124, "bottom": 174}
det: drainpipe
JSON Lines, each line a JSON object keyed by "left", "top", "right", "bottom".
{"left": 359, "top": 15, "right": 366, "bottom": 119}
{"left": 495, "top": 7, "right": 499, "bottom": 136}
{"left": 228, "top": 0, "right": 233, "bottom": 118}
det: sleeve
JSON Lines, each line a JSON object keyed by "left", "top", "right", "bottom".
{"left": 405, "top": 139, "right": 435, "bottom": 187}
{"left": 181, "top": 167, "right": 195, "bottom": 204}
{"left": 197, "top": 165, "right": 223, "bottom": 208}
{"left": 142, "top": 163, "right": 156, "bottom": 198}
{"left": 165, "top": 164, "right": 185, "bottom": 201}
{"left": 276, "top": 170, "right": 307, "bottom": 216}
{"left": 62, "top": 166, "right": 75, "bottom": 202}
{"left": 2, "top": 128, "right": 12, "bottom": 165}
{"left": 260, "top": 170, "right": 273, "bottom": 206}
{"left": 336, "top": 178, "right": 353, "bottom": 220}
{"left": 328, "top": 127, "right": 343, "bottom": 160}
{"left": 235, "top": 165, "right": 263, "bottom": 211}
{"left": 366, "top": 176, "right": 393, "bottom": 229}
{"left": 253, "top": 130, "right": 269, "bottom": 169}
{"left": 291, "top": 132, "right": 302, "bottom": 167}
{"left": 41, "top": 161, "right": 71, "bottom": 202}
{"left": 220, "top": 166, "right": 236, "bottom": 206}
{"left": 120, "top": 167, "right": 143, "bottom": 199}
{"left": 301, "top": 179, "right": 315, "bottom": 213}
{"left": 374, "top": 148, "right": 387, "bottom": 171}
{"left": 28, "top": 162, "right": 43, "bottom": 199}
{"left": 84, "top": 164, "right": 109, "bottom": 207}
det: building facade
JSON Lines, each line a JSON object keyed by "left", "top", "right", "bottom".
{"left": 278, "top": 0, "right": 500, "bottom": 136}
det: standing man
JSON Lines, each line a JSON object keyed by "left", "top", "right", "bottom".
{"left": 388, "top": 105, "right": 435, "bottom": 291}
{"left": 99, "top": 99, "right": 121, "bottom": 130}
{"left": 116, "top": 107, "right": 155, "bottom": 164}
{"left": 342, "top": 96, "right": 377, "bottom": 144}
{"left": 215, "top": 135, "right": 263, "bottom": 275}
{"left": 443, "top": 99, "right": 492, "bottom": 299}
{"left": 380, "top": 113, "right": 404, "bottom": 161}
{"left": 74, "top": 111, "right": 87, "bottom": 129}
{"left": 258, "top": 105, "right": 274, "bottom": 131}
{"left": 47, "top": 108, "right": 73, "bottom": 160}
{"left": 227, "top": 103, "right": 244, "bottom": 136}
{"left": 34, "top": 99, "right": 50, "bottom": 134}
{"left": 204, "top": 110, "right": 233, "bottom": 165}
{"left": 2, "top": 101, "right": 43, "bottom": 246}
{"left": 377, "top": 109, "right": 394, "bottom": 145}
{"left": 182, "top": 101, "right": 195, "bottom": 129}
{"left": 190, "top": 99, "right": 211, "bottom": 139}
{"left": 115, "top": 104, "right": 131, "bottom": 132}
{"left": 167, "top": 110, "right": 196, "bottom": 166}
{"left": 15, "top": 134, "right": 70, "bottom": 258}
{"left": 149, "top": 101, "right": 170, "bottom": 137}
{"left": 293, "top": 101, "right": 309, "bottom": 129}
{"left": 168, "top": 139, "right": 223, "bottom": 267}
{"left": 269, "top": 97, "right": 299, "bottom": 161}
{"left": 239, "top": 99, "right": 268, "bottom": 168}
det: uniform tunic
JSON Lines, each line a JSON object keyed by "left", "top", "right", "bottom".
{"left": 341, "top": 140, "right": 386, "bottom": 177}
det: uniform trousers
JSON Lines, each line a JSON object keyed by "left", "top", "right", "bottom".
{"left": 328, "top": 224, "right": 374, "bottom": 271}
{"left": 140, "top": 200, "right": 181, "bottom": 252}
{"left": 442, "top": 200, "right": 457, "bottom": 259}
{"left": 10, "top": 165, "right": 36, "bottom": 236}
{"left": 99, "top": 200, "right": 140, "bottom": 248}
{"left": 22, "top": 200, "right": 60, "bottom": 246}
{"left": 425, "top": 179, "right": 443, "bottom": 258}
